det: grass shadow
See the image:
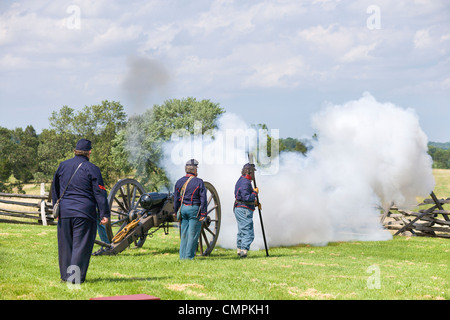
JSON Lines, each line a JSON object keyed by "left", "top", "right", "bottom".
{"left": 86, "top": 275, "right": 171, "bottom": 283}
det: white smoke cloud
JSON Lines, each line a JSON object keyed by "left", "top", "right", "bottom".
{"left": 162, "top": 92, "right": 435, "bottom": 249}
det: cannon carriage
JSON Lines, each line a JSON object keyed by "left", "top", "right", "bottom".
{"left": 93, "top": 178, "right": 221, "bottom": 256}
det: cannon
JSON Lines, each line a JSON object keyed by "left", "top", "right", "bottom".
{"left": 93, "top": 178, "right": 221, "bottom": 256}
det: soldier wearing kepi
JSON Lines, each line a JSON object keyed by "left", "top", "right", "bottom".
{"left": 51, "top": 139, "right": 110, "bottom": 283}
{"left": 174, "top": 159, "right": 207, "bottom": 260}
{"left": 234, "top": 163, "right": 258, "bottom": 258}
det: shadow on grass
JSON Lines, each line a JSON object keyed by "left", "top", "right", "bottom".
{"left": 92, "top": 245, "right": 180, "bottom": 256}
{"left": 203, "top": 251, "right": 291, "bottom": 260}
{"left": 86, "top": 275, "right": 171, "bottom": 283}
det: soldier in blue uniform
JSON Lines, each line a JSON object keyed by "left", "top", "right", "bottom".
{"left": 51, "top": 139, "right": 110, "bottom": 283}
{"left": 174, "top": 159, "right": 207, "bottom": 260}
{"left": 234, "top": 163, "right": 258, "bottom": 258}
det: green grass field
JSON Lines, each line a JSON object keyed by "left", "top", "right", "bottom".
{"left": 0, "top": 223, "right": 448, "bottom": 300}
{"left": 0, "top": 169, "right": 449, "bottom": 300}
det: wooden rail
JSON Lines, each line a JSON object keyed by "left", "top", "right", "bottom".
{"left": 0, "top": 184, "right": 54, "bottom": 226}
{"left": 381, "top": 192, "right": 450, "bottom": 238}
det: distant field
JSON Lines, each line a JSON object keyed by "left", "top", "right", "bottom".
{"left": 432, "top": 169, "right": 450, "bottom": 198}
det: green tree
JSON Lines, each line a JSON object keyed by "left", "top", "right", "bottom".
{"left": 0, "top": 158, "right": 12, "bottom": 182}
{"left": 34, "top": 128, "right": 74, "bottom": 182}
{"left": 428, "top": 145, "right": 450, "bottom": 169}
{"left": 114, "top": 97, "right": 224, "bottom": 191}
{"left": 48, "top": 106, "right": 76, "bottom": 135}
{"left": 45, "top": 101, "right": 127, "bottom": 187}
{"left": 76, "top": 101, "right": 127, "bottom": 185}
{"left": 0, "top": 127, "right": 15, "bottom": 191}
{"left": 0, "top": 127, "right": 13, "bottom": 189}
{"left": 279, "top": 137, "right": 308, "bottom": 155}
{"left": 0, "top": 126, "right": 38, "bottom": 191}
{"left": 9, "top": 126, "right": 39, "bottom": 183}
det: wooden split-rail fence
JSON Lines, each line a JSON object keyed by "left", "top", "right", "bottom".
{"left": 381, "top": 192, "right": 450, "bottom": 238}
{"left": 0, "top": 183, "right": 55, "bottom": 226}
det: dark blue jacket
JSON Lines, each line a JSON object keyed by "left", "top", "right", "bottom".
{"left": 174, "top": 174, "right": 207, "bottom": 216}
{"left": 234, "top": 175, "right": 257, "bottom": 211}
{"left": 51, "top": 155, "right": 110, "bottom": 222}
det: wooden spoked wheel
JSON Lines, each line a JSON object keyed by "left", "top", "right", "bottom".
{"left": 106, "top": 179, "right": 146, "bottom": 246}
{"left": 197, "top": 181, "right": 221, "bottom": 256}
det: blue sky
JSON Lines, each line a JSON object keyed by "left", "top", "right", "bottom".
{"left": 0, "top": 0, "right": 449, "bottom": 142}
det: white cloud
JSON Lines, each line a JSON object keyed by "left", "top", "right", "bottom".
{"left": 90, "top": 24, "right": 142, "bottom": 50}
{"left": 312, "top": 0, "right": 342, "bottom": 10}
{"left": 140, "top": 23, "right": 180, "bottom": 54}
{"left": 243, "top": 56, "right": 306, "bottom": 88}
{"left": 339, "top": 43, "right": 377, "bottom": 63}
{"left": 193, "top": 1, "right": 255, "bottom": 35}
{"left": 414, "top": 28, "right": 433, "bottom": 49}
{"left": 442, "top": 78, "right": 450, "bottom": 89}
{"left": 0, "top": 54, "right": 30, "bottom": 69}
{"left": 297, "top": 25, "right": 356, "bottom": 54}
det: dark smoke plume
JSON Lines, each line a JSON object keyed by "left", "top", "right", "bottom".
{"left": 121, "top": 56, "right": 170, "bottom": 112}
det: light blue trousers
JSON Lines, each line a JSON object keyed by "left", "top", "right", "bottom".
{"left": 97, "top": 214, "right": 109, "bottom": 244}
{"left": 234, "top": 206, "right": 255, "bottom": 251}
{"left": 179, "top": 205, "right": 202, "bottom": 260}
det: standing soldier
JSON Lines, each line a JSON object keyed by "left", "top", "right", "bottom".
{"left": 234, "top": 163, "right": 258, "bottom": 258}
{"left": 51, "top": 139, "right": 110, "bottom": 283}
{"left": 174, "top": 159, "right": 207, "bottom": 260}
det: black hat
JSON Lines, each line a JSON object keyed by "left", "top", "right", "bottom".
{"left": 76, "top": 139, "right": 92, "bottom": 151}
{"left": 185, "top": 159, "right": 199, "bottom": 167}
{"left": 243, "top": 163, "right": 256, "bottom": 172}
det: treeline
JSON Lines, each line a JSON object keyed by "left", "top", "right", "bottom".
{"left": 428, "top": 144, "right": 450, "bottom": 169}
{"left": 0, "top": 98, "right": 250, "bottom": 193}
{"left": 0, "top": 100, "right": 128, "bottom": 193}
{"left": 429, "top": 142, "right": 450, "bottom": 150}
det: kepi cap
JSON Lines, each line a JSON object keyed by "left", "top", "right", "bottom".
{"left": 243, "top": 163, "right": 256, "bottom": 171}
{"left": 185, "top": 159, "right": 199, "bottom": 167}
{"left": 76, "top": 139, "right": 92, "bottom": 151}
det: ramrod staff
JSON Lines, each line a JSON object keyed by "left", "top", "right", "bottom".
{"left": 248, "top": 153, "right": 269, "bottom": 257}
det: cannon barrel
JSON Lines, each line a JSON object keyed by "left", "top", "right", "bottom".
{"left": 139, "top": 192, "right": 169, "bottom": 210}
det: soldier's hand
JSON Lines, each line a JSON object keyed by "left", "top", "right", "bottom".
{"left": 100, "top": 217, "right": 109, "bottom": 225}
{"left": 253, "top": 187, "right": 259, "bottom": 193}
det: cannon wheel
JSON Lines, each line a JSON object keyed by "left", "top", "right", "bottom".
{"left": 105, "top": 178, "right": 146, "bottom": 247}
{"left": 197, "top": 182, "right": 221, "bottom": 256}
